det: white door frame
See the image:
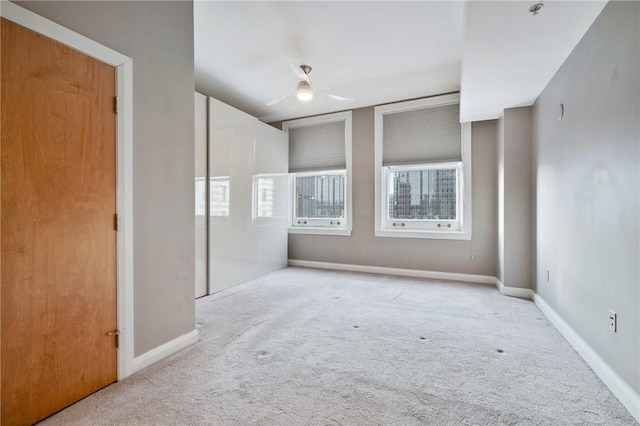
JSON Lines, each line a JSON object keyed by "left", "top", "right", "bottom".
{"left": 1, "top": 1, "right": 135, "bottom": 380}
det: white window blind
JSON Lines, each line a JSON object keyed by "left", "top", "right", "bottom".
{"left": 382, "top": 103, "right": 461, "bottom": 166}
{"left": 289, "top": 120, "right": 346, "bottom": 173}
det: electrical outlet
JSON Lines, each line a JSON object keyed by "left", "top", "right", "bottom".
{"left": 546, "top": 269, "right": 550, "bottom": 282}
{"left": 609, "top": 310, "right": 617, "bottom": 333}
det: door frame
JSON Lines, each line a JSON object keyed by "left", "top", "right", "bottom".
{"left": 1, "top": 2, "right": 135, "bottom": 380}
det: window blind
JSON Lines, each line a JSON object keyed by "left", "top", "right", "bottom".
{"left": 289, "top": 120, "right": 346, "bottom": 173}
{"left": 382, "top": 103, "right": 461, "bottom": 166}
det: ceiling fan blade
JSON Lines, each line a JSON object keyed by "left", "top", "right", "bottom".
{"left": 326, "top": 93, "right": 354, "bottom": 102}
{"left": 266, "top": 90, "right": 294, "bottom": 106}
{"left": 289, "top": 63, "right": 310, "bottom": 82}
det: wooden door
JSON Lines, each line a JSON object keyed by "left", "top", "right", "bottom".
{"left": 1, "top": 19, "right": 118, "bottom": 425}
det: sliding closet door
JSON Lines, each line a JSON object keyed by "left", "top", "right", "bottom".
{"left": 194, "top": 92, "right": 208, "bottom": 298}
{"left": 253, "top": 123, "right": 289, "bottom": 274}
{"left": 207, "top": 97, "right": 288, "bottom": 294}
{"left": 208, "top": 97, "right": 255, "bottom": 293}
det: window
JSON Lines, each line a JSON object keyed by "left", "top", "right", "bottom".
{"left": 294, "top": 171, "right": 345, "bottom": 225}
{"left": 385, "top": 164, "right": 460, "bottom": 229}
{"left": 374, "top": 94, "right": 472, "bottom": 239}
{"left": 283, "top": 111, "right": 352, "bottom": 236}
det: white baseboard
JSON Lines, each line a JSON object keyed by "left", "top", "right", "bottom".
{"left": 288, "top": 259, "right": 496, "bottom": 285}
{"left": 288, "top": 260, "right": 536, "bottom": 301}
{"left": 133, "top": 329, "right": 200, "bottom": 373}
{"left": 494, "top": 278, "right": 535, "bottom": 299}
{"left": 534, "top": 295, "right": 640, "bottom": 423}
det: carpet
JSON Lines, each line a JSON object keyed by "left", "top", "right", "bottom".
{"left": 43, "top": 267, "right": 637, "bottom": 425}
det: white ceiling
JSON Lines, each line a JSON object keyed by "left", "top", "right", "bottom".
{"left": 195, "top": 1, "right": 607, "bottom": 124}
{"left": 460, "top": 0, "right": 607, "bottom": 122}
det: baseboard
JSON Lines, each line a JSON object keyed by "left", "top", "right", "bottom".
{"left": 494, "top": 278, "right": 535, "bottom": 299}
{"left": 288, "top": 260, "right": 536, "bottom": 301}
{"left": 133, "top": 329, "right": 200, "bottom": 373}
{"left": 534, "top": 294, "right": 640, "bottom": 423}
{"left": 288, "top": 259, "right": 496, "bottom": 285}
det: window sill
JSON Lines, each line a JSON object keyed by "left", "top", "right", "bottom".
{"left": 375, "top": 229, "right": 471, "bottom": 240}
{"left": 289, "top": 227, "right": 352, "bottom": 237}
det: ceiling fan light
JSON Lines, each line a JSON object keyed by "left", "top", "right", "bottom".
{"left": 296, "top": 81, "right": 314, "bottom": 101}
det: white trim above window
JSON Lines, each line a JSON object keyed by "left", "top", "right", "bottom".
{"left": 374, "top": 94, "right": 472, "bottom": 240}
{"left": 283, "top": 112, "right": 352, "bottom": 236}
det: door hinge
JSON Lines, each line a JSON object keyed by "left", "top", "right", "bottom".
{"left": 114, "top": 96, "right": 118, "bottom": 114}
{"left": 107, "top": 330, "right": 120, "bottom": 348}
{"left": 114, "top": 213, "right": 120, "bottom": 231}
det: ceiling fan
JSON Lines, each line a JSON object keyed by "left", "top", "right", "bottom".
{"left": 266, "top": 64, "right": 354, "bottom": 106}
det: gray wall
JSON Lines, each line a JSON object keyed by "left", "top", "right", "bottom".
{"left": 287, "top": 107, "right": 498, "bottom": 277}
{"left": 497, "top": 107, "right": 533, "bottom": 289}
{"left": 533, "top": 0, "right": 639, "bottom": 394}
{"left": 16, "top": 1, "right": 196, "bottom": 356}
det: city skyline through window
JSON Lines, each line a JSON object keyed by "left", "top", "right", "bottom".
{"left": 388, "top": 168, "right": 457, "bottom": 221}
{"left": 295, "top": 174, "right": 345, "bottom": 219}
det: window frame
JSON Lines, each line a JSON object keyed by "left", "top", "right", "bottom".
{"left": 374, "top": 94, "right": 472, "bottom": 240}
{"left": 282, "top": 111, "right": 352, "bottom": 236}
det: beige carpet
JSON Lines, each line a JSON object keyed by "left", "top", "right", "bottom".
{"left": 44, "top": 267, "right": 636, "bottom": 425}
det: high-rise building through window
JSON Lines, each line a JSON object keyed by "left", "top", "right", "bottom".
{"left": 388, "top": 169, "right": 457, "bottom": 220}
{"left": 296, "top": 174, "right": 345, "bottom": 218}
